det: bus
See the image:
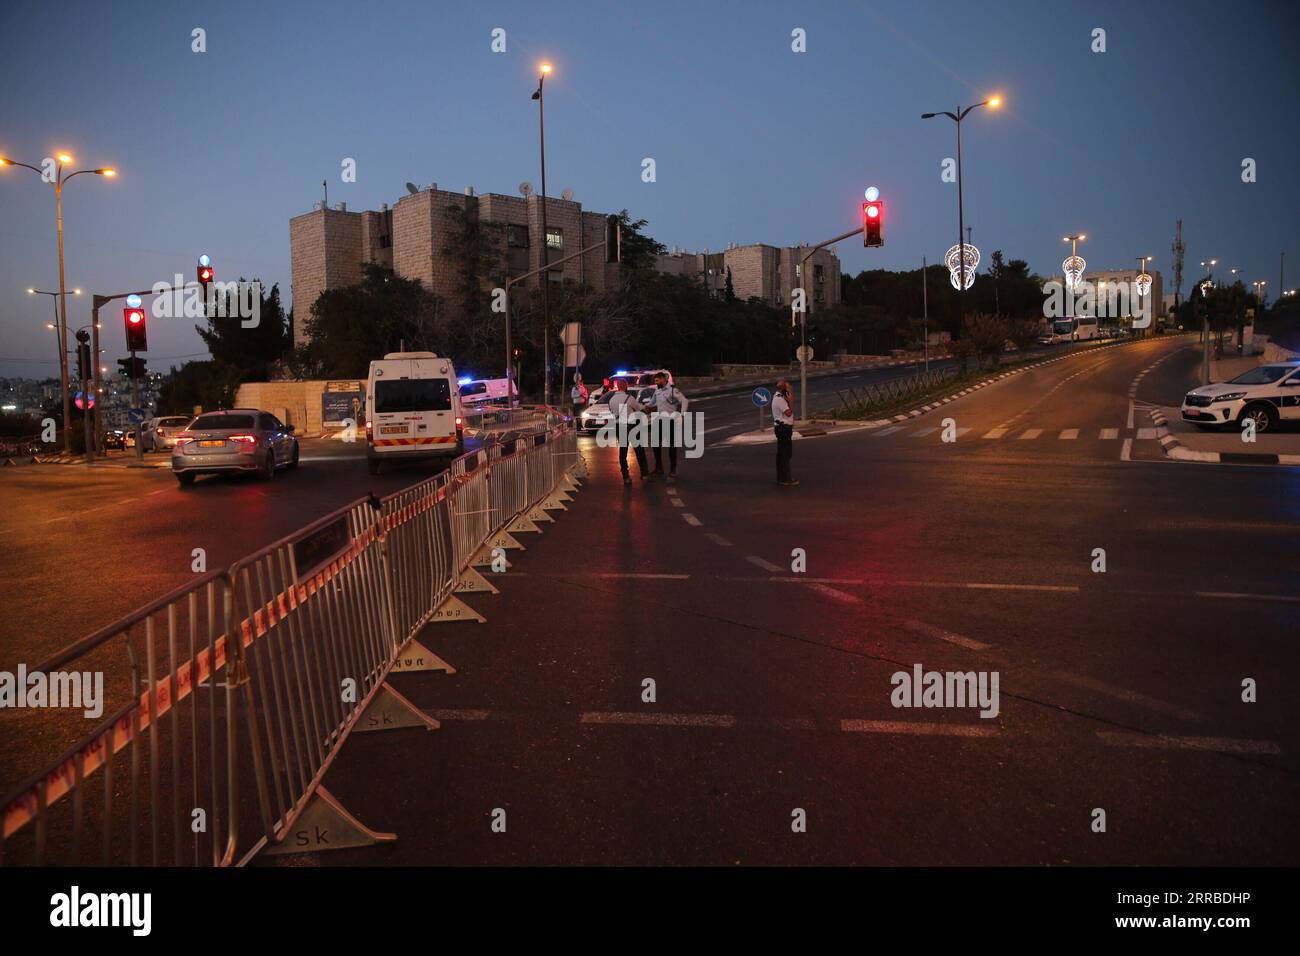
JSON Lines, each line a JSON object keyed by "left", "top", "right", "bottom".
{"left": 1052, "top": 316, "right": 1099, "bottom": 342}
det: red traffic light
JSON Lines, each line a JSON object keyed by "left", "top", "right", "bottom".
{"left": 198, "top": 266, "right": 213, "bottom": 284}
{"left": 863, "top": 199, "right": 885, "bottom": 247}
{"left": 123, "top": 306, "right": 148, "bottom": 352}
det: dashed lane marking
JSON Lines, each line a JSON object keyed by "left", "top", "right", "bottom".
{"left": 594, "top": 573, "right": 691, "bottom": 580}
{"left": 982, "top": 428, "right": 1008, "bottom": 439}
{"left": 841, "top": 719, "right": 999, "bottom": 738}
{"left": 903, "top": 619, "right": 992, "bottom": 651}
{"left": 873, "top": 425, "right": 906, "bottom": 437}
{"left": 1059, "top": 429, "right": 1079, "bottom": 440}
{"left": 801, "top": 582, "right": 862, "bottom": 603}
{"left": 1099, "top": 428, "right": 1119, "bottom": 440}
{"left": 1046, "top": 672, "right": 1202, "bottom": 722}
{"left": 895, "top": 581, "right": 1080, "bottom": 593}
{"left": 1096, "top": 732, "right": 1281, "bottom": 755}
{"left": 745, "top": 555, "right": 783, "bottom": 572}
{"left": 669, "top": 498, "right": 684, "bottom": 508}
{"left": 580, "top": 711, "right": 737, "bottom": 727}
{"left": 704, "top": 532, "right": 733, "bottom": 547}
{"left": 1018, "top": 428, "right": 1043, "bottom": 440}
{"left": 682, "top": 513, "right": 702, "bottom": 527}
{"left": 911, "top": 427, "right": 939, "bottom": 437}
{"left": 426, "top": 708, "right": 493, "bottom": 721}
{"left": 1195, "top": 590, "right": 1300, "bottom": 604}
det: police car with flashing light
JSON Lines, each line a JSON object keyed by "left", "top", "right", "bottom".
{"left": 1181, "top": 360, "right": 1300, "bottom": 433}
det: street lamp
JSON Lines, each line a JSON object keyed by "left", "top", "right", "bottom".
{"left": 2, "top": 152, "right": 116, "bottom": 453}
{"left": 921, "top": 95, "right": 1002, "bottom": 332}
{"left": 531, "top": 63, "right": 553, "bottom": 406}
{"left": 1062, "top": 234, "right": 1086, "bottom": 323}
{"left": 30, "top": 288, "right": 81, "bottom": 387}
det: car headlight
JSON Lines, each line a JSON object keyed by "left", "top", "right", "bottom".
{"left": 1211, "top": 392, "right": 1247, "bottom": 403}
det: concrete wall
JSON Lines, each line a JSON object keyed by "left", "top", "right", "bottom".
{"left": 235, "top": 380, "right": 329, "bottom": 435}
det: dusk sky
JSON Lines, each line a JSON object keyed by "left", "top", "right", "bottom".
{"left": 2, "top": 0, "right": 1297, "bottom": 377}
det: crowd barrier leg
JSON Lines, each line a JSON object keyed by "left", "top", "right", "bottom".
{"left": 392, "top": 639, "right": 458, "bottom": 675}
{"left": 354, "top": 682, "right": 441, "bottom": 733}
{"left": 261, "top": 786, "right": 397, "bottom": 856}
{"left": 428, "top": 594, "right": 486, "bottom": 624}
{"left": 456, "top": 566, "right": 499, "bottom": 594}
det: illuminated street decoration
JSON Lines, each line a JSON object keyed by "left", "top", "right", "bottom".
{"left": 1062, "top": 255, "right": 1086, "bottom": 291}
{"left": 946, "top": 243, "right": 980, "bottom": 291}
{"left": 1134, "top": 271, "right": 1152, "bottom": 298}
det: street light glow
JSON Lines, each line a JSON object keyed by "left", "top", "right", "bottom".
{"left": 987, "top": 96, "right": 1002, "bottom": 108}
{"left": 56, "top": 152, "right": 73, "bottom": 164}
{"left": 99, "top": 167, "right": 116, "bottom": 177}
{"left": 540, "top": 63, "right": 552, "bottom": 74}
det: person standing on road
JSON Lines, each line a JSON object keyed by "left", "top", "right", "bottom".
{"left": 571, "top": 375, "right": 589, "bottom": 415}
{"left": 606, "top": 379, "right": 648, "bottom": 485}
{"left": 648, "top": 372, "right": 690, "bottom": 482}
{"left": 772, "top": 379, "right": 798, "bottom": 486}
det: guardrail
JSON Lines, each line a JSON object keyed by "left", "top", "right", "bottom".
{"left": 831, "top": 366, "right": 957, "bottom": 413}
{"left": 1, "top": 421, "right": 581, "bottom": 866}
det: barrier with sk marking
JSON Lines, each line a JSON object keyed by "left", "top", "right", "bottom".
{"left": 1, "top": 421, "right": 582, "bottom": 866}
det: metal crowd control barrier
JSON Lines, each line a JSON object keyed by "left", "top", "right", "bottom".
{"left": 1, "top": 420, "right": 582, "bottom": 866}
{"left": 0, "top": 571, "right": 238, "bottom": 866}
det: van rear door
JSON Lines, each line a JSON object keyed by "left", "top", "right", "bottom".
{"left": 370, "top": 357, "right": 456, "bottom": 454}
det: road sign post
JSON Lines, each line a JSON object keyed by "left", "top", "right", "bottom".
{"left": 752, "top": 385, "right": 772, "bottom": 431}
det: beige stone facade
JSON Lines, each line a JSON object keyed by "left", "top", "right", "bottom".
{"left": 291, "top": 186, "right": 622, "bottom": 346}
{"left": 656, "top": 243, "right": 841, "bottom": 311}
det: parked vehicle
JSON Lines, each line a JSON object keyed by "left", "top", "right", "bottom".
{"left": 458, "top": 376, "right": 516, "bottom": 407}
{"left": 171, "top": 409, "right": 299, "bottom": 485}
{"left": 366, "top": 351, "right": 464, "bottom": 474}
{"left": 1052, "top": 317, "right": 1099, "bottom": 341}
{"left": 103, "top": 430, "right": 125, "bottom": 450}
{"left": 141, "top": 415, "right": 193, "bottom": 452}
{"left": 1181, "top": 360, "right": 1300, "bottom": 433}
{"left": 589, "top": 369, "right": 673, "bottom": 404}
{"left": 579, "top": 386, "right": 656, "bottom": 433}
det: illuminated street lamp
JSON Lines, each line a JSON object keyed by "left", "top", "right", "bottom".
{"left": 921, "top": 94, "right": 1003, "bottom": 331}
{"left": 531, "top": 62, "right": 554, "bottom": 406}
{"left": 3, "top": 151, "right": 117, "bottom": 453}
{"left": 1061, "top": 234, "right": 1087, "bottom": 323}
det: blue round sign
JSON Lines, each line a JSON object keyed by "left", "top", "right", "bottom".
{"left": 751, "top": 386, "right": 772, "bottom": 407}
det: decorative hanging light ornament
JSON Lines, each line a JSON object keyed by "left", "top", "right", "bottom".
{"left": 1134, "top": 272, "right": 1152, "bottom": 298}
{"left": 946, "top": 243, "right": 980, "bottom": 291}
{"left": 1062, "top": 255, "right": 1087, "bottom": 291}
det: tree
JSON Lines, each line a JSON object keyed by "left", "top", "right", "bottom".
{"left": 724, "top": 267, "right": 736, "bottom": 302}
{"left": 195, "top": 280, "right": 290, "bottom": 379}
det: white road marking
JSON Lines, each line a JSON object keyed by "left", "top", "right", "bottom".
{"left": 745, "top": 555, "right": 783, "bottom": 572}
{"left": 682, "top": 513, "right": 702, "bottom": 527}
{"left": 873, "top": 426, "right": 905, "bottom": 437}
{"left": 704, "top": 533, "right": 733, "bottom": 547}
{"left": 1018, "top": 429, "right": 1043, "bottom": 440}
{"left": 771, "top": 717, "right": 817, "bottom": 731}
{"left": 427, "top": 708, "right": 493, "bottom": 721}
{"left": 841, "top": 719, "right": 999, "bottom": 738}
{"left": 911, "top": 427, "right": 939, "bottom": 437}
{"left": 1121, "top": 438, "right": 1133, "bottom": 461}
{"left": 895, "top": 581, "right": 1080, "bottom": 593}
{"left": 1127, "top": 401, "right": 1135, "bottom": 429}
{"left": 755, "top": 577, "right": 863, "bottom": 584}
{"left": 1059, "top": 429, "right": 1079, "bottom": 440}
{"left": 594, "top": 573, "right": 691, "bottom": 580}
{"left": 1096, "top": 732, "right": 1281, "bottom": 755}
{"left": 1046, "top": 672, "right": 1202, "bottom": 722}
{"left": 802, "top": 582, "right": 862, "bottom": 603}
{"left": 1136, "top": 427, "right": 1158, "bottom": 439}
{"left": 1099, "top": 428, "right": 1119, "bottom": 440}
{"left": 669, "top": 498, "right": 684, "bottom": 508}
{"left": 580, "top": 711, "right": 736, "bottom": 727}
{"left": 982, "top": 428, "right": 1008, "bottom": 439}
{"left": 1195, "top": 591, "right": 1300, "bottom": 604}
{"left": 903, "top": 619, "right": 991, "bottom": 651}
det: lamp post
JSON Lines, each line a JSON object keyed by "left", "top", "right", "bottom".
{"left": 2, "top": 152, "right": 116, "bottom": 453}
{"left": 921, "top": 96, "right": 1001, "bottom": 333}
{"left": 1062, "top": 234, "right": 1087, "bottom": 333}
{"left": 30, "top": 287, "right": 80, "bottom": 395}
{"left": 531, "top": 63, "right": 553, "bottom": 406}
{"left": 1133, "top": 255, "right": 1153, "bottom": 333}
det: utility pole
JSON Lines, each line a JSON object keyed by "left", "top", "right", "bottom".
{"left": 922, "top": 256, "right": 929, "bottom": 373}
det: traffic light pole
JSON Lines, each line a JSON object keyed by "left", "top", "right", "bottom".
{"left": 503, "top": 232, "right": 614, "bottom": 408}
{"left": 93, "top": 289, "right": 154, "bottom": 460}
{"left": 797, "top": 226, "right": 863, "bottom": 423}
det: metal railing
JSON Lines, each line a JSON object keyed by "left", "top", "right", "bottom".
{"left": 2, "top": 421, "right": 580, "bottom": 866}
{"left": 830, "top": 366, "right": 957, "bottom": 415}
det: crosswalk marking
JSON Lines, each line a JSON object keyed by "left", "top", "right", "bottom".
{"left": 911, "top": 427, "right": 939, "bottom": 437}
{"left": 1099, "top": 428, "right": 1119, "bottom": 440}
{"left": 1018, "top": 429, "right": 1043, "bottom": 440}
{"left": 1059, "top": 429, "right": 1079, "bottom": 440}
{"left": 874, "top": 425, "right": 905, "bottom": 436}
{"left": 884, "top": 425, "right": 1136, "bottom": 443}
{"left": 1136, "top": 427, "right": 1158, "bottom": 439}
{"left": 982, "top": 428, "right": 1008, "bottom": 439}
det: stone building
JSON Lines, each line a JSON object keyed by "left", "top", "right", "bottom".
{"left": 656, "top": 242, "right": 842, "bottom": 311}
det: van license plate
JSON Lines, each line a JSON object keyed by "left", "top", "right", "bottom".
{"left": 380, "top": 425, "right": 407, "bottom": 435}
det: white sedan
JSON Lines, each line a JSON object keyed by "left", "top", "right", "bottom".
{"left": 1181, "top": 361, "right": 1300, "bottom": 432}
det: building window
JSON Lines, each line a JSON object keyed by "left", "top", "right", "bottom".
{"left": 814, "top": 264, "right": 825, "bottom": 284}
{"left": 507, "top": 225, "right": 529, "bottom": 248}
{"left": 546, "top": 227, "right": 563, "bottom": 250}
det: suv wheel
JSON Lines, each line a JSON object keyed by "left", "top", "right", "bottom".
{"left": 261, "top": 450, "right": 276, "bottom": 480}
{"left": 287, "top": 441, "right": 300, "bottom": 470}
{"left": 1239, "top": 403, "right": 1278, "bottom": 434}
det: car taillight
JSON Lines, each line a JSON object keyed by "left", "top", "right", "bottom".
{"left": 229, "top": 434, "right": 256, "bottom": 443}
{"left": 365, "top": 420, "right": 373, "bottom": 438}
{"left": 455, "top": 416, "right": 463, "bottom": 427}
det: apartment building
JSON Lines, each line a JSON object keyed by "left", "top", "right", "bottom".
{"left": 290, "top": 185, "right": 620, "bottom": 347}
{"left": 656, "top": 242, "right": 842, "bottom": 311}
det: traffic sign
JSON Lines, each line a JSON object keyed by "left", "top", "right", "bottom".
{"left": 128, "top": 408, "right": 145, "bottom": 424}
{"left": 751, "top": 386, "right": 772, "bottom": 407}
{"left": 796, "top": 345, "right": 813, "bottom": 363}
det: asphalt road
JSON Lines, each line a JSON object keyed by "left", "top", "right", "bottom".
{"left": 254, "top": 333, "right": 1295, "bottom": 865}
{"left": 6, "top": 335, "right": 1297, "bottom": 865}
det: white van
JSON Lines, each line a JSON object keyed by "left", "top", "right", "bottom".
{"left": 458, "top": 376, "right": 516, "bottom": 407}
{"left": 366, "top": 351, "right": 464, "bottom": 474}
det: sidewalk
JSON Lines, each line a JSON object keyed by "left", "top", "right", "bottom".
{"left": 1149, "top": 406, "right": 1300, "bottom": 466}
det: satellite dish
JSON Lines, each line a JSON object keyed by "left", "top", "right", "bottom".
{"left": 561, "top": 188, "right": 574, "bottom": 201}
{"left": 519, "top": 182, "right": 533, "bottom": 197}
{"left": 405, "top": 182, "right": 419, "bottom": 195}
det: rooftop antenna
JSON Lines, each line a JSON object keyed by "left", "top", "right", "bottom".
{"left": 1172, "top": 219, "right": 1184, "bottom": 308}
{"left": 520, "top": 182, "right": 534, "bottom": 197}
{"left": 323, "top": 178, "right": 328, "bottom": 208}
{"left": 405, "top": 182, "right": 419, "bottom": 195}
{"left": 561, "top": 188, "right": 574, "bottom": 201}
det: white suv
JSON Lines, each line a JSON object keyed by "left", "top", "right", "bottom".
{"left": 1181, "top": 361, "right": 1300, "bottom": 432}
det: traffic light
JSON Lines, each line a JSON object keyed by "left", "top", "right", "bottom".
{"left": 197, "top": 253, "right": 213, "bottom": 287}
{"left": 123, "top": 306, "right": 148, "bottom": 352}
{"left": 605, "top": 215, "right": 622, "bottom": 263}
{"left": 863, "top": 199, "right": 884, "bottom": 247}
{"left": 116, "top": 357, "right": 147, "bottom": 379}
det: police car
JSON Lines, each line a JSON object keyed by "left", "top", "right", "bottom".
{"left": 1181, "top": 360, "right": 1300, "bottom": 432}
